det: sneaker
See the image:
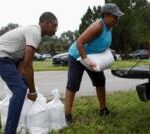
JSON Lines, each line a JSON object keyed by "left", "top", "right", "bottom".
{"left": 100, "top": 107, "right": 110, "bottom": 116}
{"left": 65, "top": 113, "right": 73, "bottom": 124}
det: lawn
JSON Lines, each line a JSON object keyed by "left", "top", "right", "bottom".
{"left": 50, "top": 90, "right": 150, "bottom": 134}
{"left": 33, "top": 60, "right": 68, "bottom": 71}
{"left": 0, "top": 91, "right": 150, "bottom": 134}
{"left": 33, "top": 59, "right": 149, "bottom": 71}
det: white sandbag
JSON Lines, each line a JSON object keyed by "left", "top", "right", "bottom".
{"left": 0, "top": 86, "right": 32, "bottom": 134}
{"left": 46, "top": 89, "right": 67, "bottom": 132}
{"left": 27, "top": 93, "right": 49, "bottom": 134}
{"left": 0, "top": 94, "right": 11, "bottom": 131}
{"left": 77, "top": 49, "right": 115, "bottom": 72}
{"left": 17, "top": 98, "right": 32, "bottom": 134}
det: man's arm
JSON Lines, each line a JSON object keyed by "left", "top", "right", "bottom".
{"left": 22, "top": 45, "right": 37, "bottom": 101}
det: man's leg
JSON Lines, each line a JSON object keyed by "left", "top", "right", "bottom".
{"left": 0, "top": 59, "right": 27, "bottom": 134}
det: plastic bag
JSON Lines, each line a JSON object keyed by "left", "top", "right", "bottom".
{"left": 27, "top": 94, "right": 49, "bottom": 134}
{"left": 77, "top": 49, "right": 115, "bottom": 72}
{"left": 17, "top": 98, "right": 32, "bottom": 134}
{"left": 0, "top": 94, "right": 11, "bottom": 131}
{"left": 0, "top": 86, "right": 32, "bottom": 134}
{"left": 46, "top": 89, "right": 67, "bottom": 132}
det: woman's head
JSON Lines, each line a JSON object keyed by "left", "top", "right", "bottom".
{"left": 101, "top": 3, "right": 124, "bottom": 27}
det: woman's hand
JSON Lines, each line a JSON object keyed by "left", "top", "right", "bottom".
{"left": 83, "top": 58, "right": 96, "bottom": 71}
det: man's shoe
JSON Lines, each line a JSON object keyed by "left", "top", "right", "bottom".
{"left": 100, "top": 107, "right": 110, "bottom": 116}
{"left": 65, "top": 113, "right": 73, "bottom": 124}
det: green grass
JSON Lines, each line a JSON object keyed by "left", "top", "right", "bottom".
{"left": 33, "top": 59, "right": 149, "bottom": 71}
{"left": 33, "top": 60, "right": 68, "bottom": 71}
{"left": 50, "top": 90, "right": 150, "bottom": 134}
{"left": 1, "top": 90, "right": 150, "bottom": 134}
{"left": 112, "top": 59, "right": 148, "bottom": 69}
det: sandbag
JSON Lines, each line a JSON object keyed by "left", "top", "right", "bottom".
{"left": 17, "top": 98, "right": 32, "bottom": 134}
{"left": 0, "top": 86, "right": 32, "bottom": 134}
{"left": 46, "top": 89, "right": 67, "bottom": 132}
{"left": 0, "top": 94, "right": 10, "bottom": 131}
{"left": 27, "top": 94, "right": 49, "bottom": 134}
{"left": 77, "top": 49, "right": 115, "bottom": 72}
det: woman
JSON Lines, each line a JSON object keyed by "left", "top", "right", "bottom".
{"left": 65, "top": 3, "right": 124, "bottom": 124}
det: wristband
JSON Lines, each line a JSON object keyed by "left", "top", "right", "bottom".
{"left": 28, "top": 92, "right": 37, "bottom": 95}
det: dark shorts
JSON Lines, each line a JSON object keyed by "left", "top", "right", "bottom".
{"left": 66, "top": 55, "right": 106, "bottom": 92}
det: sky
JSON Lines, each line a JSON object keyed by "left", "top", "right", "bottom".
{"left": 0, "top": 0, "right": 104, "bottom": 36}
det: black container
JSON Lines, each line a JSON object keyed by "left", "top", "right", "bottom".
{"left": 136, "top": 83, "right": 150, "bottom": 102}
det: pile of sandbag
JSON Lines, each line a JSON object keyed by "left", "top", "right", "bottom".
{"left": 0, "top": 88, "right": 67, "bottom": 134}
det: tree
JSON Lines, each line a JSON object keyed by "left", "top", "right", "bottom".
{"left": 0, "top": 23, "right": 19, "bottom": 36}
{"left": 79, "top": 6, "right": 101, "bottom": 34}
{"left": 105, "top": 0, "right": 150, "bottom": 57}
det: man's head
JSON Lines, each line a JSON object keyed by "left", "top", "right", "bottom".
{"left": 39, "top": 12, "right": 58, "bottom": 36}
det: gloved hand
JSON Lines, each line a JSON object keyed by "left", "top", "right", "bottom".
{"left": 83, "top": 58, "right": 96, "bottom": 71}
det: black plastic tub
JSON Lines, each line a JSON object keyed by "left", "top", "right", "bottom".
{"left": 111, "top": 69, "right": 150, "bottom": 79}
{"left": 136, "top": 83, "right": 150, "bottom": 102}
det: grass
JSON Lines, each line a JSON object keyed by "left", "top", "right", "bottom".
{"left": 50, "top": 90, "right": 150, "bottom": 134}
{"left": 1, "top": 90, "right": 150, "bottom": 134}
{"left": 111, "top": 59, "right": 148, "bottom": 69}
{"left": 33, "top": 59, "right": 149, "bottom": 71}
{"left": 33, "top": 60, "right": 68, "bottom": 71}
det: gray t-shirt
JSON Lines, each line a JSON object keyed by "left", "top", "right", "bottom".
{"left": 0, "top": 25, "right": 41, "bottom": 60}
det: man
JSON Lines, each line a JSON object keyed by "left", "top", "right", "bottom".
{"left": 0, "top": 12, "right": 58, "bottom": 134}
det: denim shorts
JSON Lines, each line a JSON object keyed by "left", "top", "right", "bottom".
{"left": 66, "top": 55, "right": 105, "bottom": 91}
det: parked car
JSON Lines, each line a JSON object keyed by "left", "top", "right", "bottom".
{"left": 42, "top": 54, "right": 52, "bottom": 59}
{"left": 128, "top": 49, "right": 149, "bottom": 59}
{"left": 110, "top": 49, "right": 122, "bottom": 61}
{"left": 52, "top": 52, "right": 69, "bottom": 66}
{"left": 34, "top": 53, "right": 45, "bottom": 61}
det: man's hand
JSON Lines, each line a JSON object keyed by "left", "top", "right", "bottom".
{"left": 27, "top": 92, "right": 37, "bottom": 101}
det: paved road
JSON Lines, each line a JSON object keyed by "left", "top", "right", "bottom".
{"left": 0, "top": 69, "right": 148, "bottom": 100}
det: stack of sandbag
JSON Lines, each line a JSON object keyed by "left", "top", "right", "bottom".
{"left": 46, "top": 89, "right": 67, "bottom": 132}
{"left": 0, "top": 87, "right": 67, "bottom": 134}
{"left": 0, "top": 93, "right": 31, "bottom": 134}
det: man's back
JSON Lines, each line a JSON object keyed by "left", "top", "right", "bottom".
{"left": 0, "top": 25, "right": 41, "bottom": 60}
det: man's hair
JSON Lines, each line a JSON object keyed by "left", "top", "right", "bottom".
{"left": 39, "top": 12, "right": 57, "bottom": 23}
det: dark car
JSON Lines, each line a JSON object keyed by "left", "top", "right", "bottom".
{"left": 52, "top": 52, "right": 69, "bottom": 66}
{"left": 128, "top": 49, "right": 149, "bottom": 59}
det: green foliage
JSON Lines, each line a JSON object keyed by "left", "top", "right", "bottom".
{"left": 0, "top": 23, "right": 19, "bottom": 36}
{"left": 79, "top": 6, "right": 101, "bottom": 34}
{"left": 105, "top": 0, "right": 150, "bottom": 55}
